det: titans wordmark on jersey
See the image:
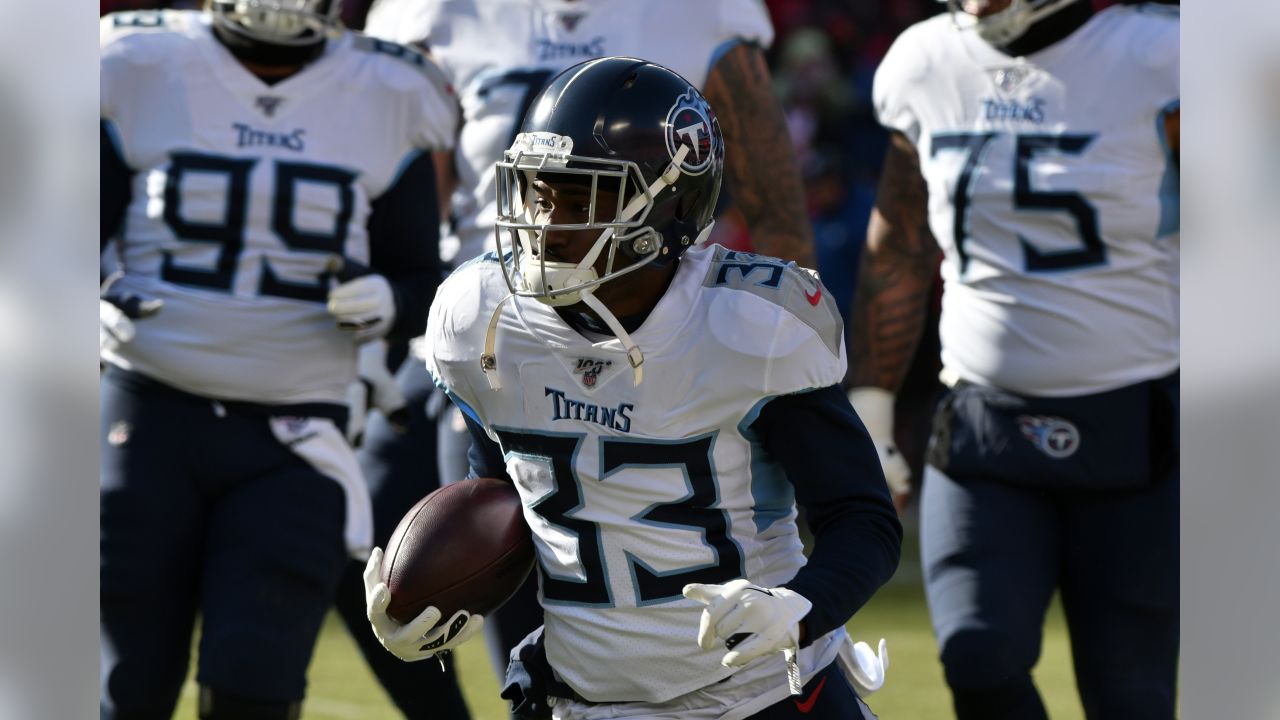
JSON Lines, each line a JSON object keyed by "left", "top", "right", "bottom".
{"left": 874, "top": 5, "right": 1179, "bottom": 397}
{"left": 100, "top": 10, "right": 456, "bottom": 404}
{"left": 425, "top": 246, "right": 846, "bottom": 702}
{"left": 364, "top": 0, "right": 774, "bottom": 264}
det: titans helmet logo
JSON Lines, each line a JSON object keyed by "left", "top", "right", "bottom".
{"left": 1016, "top": 415, "right": 1081, "bottom": 459}
{"left": 664, "top": 89, "right": 720, "bottom": 176}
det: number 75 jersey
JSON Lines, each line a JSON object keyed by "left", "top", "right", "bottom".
{"left": 100, "top": 11, "right": 456, "bottom": 404}
{"left": 874, "top": 5, "right": 1179, "bottom": 397}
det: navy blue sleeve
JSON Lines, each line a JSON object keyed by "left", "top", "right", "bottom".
{"left": 367, "top": 150, "right": 441, "bottom": 344}
{"left": 751, "top": 384, "right": 903, "bottom": 643}
{"left": 464, "top": 413, "right": 507, "bottom": 480}
{"left": 101, "top": 120, "right": 132, "bottom": 250}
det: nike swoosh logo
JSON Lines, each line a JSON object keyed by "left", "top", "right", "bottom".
{"left": 793, "top": 675, "right": 828, "bottom": 713}
{"left": 804, "top": 286, "right": 822, "bottom": 306}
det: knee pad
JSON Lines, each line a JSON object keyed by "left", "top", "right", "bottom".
{"left": 198, "top": 687, "right": 301, "bottom": 720}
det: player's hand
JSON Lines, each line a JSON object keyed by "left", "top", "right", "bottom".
{"left": 847, "top": 387, "right": 912, "bottom": 510}
{"left": 100, "top": 291, "right": 164, "bottom": 351}
{"left": 363, "top": 547, "right": 485, "bottom": 662}
{"left": 345, "top": 340, "right": 409, "bottom": 445}
{"left": 682, "top": 579, "right": 812, "bottom": 668}
{"left": 328, "top": 273, "right": 396, "bottom": 342}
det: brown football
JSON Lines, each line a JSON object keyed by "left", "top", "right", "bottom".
{"left": 380, "top": 477, "right": 535, "bottom": 624}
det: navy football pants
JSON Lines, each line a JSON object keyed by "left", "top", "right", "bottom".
{"left": 332, "top": 357, "right": 543, "bottom": 719}
{"left": 921, "top": 463, "right": 1179, "bottom": 720}
{"left": 100, "top": 371, "right": 348, "bottom": 719}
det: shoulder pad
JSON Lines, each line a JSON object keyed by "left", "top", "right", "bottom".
{"left": 876, "top": 17, "right": 939, "bottom": 88}
{"left": 351, "top": 33, "right": 453, "bottom": 93}
{"left": 1121, "top": 5, "right": 1179, "bottom": 70}
{"left": 871, "top": 17, "right": 942, "bottom": 139}
{"left": 702, "top": 247, "right": 843, "bottom": 359}
{"left": 428, "top": 255, "right": 507, "bottom": 365}
{"left": 100, "top": 10, "right": 187, "bottom": 60}
{"left": 1136, "top": 2, "right": 1180, "bottom": 18}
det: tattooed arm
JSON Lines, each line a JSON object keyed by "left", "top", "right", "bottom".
{"left": 844, "top": 131, "right": 939, "bottom": 510}
{"left": 847, "top": 130, "right": 940, "bottom": 392}
{"left": 704, "top": 42, "right": 816, "bottom": 268}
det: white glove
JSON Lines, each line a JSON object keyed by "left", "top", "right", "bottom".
{"left": 328, "top": 274, "right": 396, "bottom": 342}
{"left": 847, "top": 387, "right": 911, "bottom": 496}
{"left": 345, "top": 340, "right": 409, "bottom": 445}
{"left": 840, "top": 637, "right": 889, "bottom": 695}
{"left": 682, "top": 579, "right": 812, "bottom": 668}
{"left": 99, "top": 293, "right": 163, "bottom": 352}
{"left": 362, "top": 547, "right": 485, "bottom": 662}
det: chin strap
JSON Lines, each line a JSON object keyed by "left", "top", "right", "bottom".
{"left": 579, "top": 290, "right": 644, "bottom": 386}
{"left": 480, "top": 293, "right": 515, "bottom": 390}
{"left": 478, "top": 289, "right": 643, "bottom": 390}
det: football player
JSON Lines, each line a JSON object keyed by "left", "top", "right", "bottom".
{"left": 333, "top": 1, "right": 820, "bottom": 716}
{"left": 99, "top": 1, "right": 456, "bottom": 718}
{"left": 847, "top": 0, "right": 1179, "bottom": 717}
{"left": 365, "top": 57, "right": 902, "bottom": 720}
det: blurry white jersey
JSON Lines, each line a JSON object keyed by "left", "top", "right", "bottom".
{"left": 874, "top": 5, "right": 1179, "bottom": 396}
{"left": 100, "top": 10, "right": 457, "bottom": 404}
{"left": 365, "top": 0, "right": 773, "bottom": 264}
{"left": 426, "top": 245, "right": 845, "bottom": 702}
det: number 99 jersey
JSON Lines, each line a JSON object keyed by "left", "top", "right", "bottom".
{"left": 364, "top": 0, "right": 774, "bottom": 265}
{"left": 873, "top": 5, "right": 1179, "bottom": 397}
{"left": 100, "top": 10, "right": 457, "bottom": 404}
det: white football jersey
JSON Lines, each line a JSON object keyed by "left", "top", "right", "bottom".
{"left": 100, "top": 10, "right": 457, "bottom": 404}
{"left": 426, "top": 245, "right": 845, "bottom": 702}
{"left": 874, "top": 5, "right": 1179, "bottom": 396}
{"left": 365, "top": 0, "right": 773, "bottom": 264}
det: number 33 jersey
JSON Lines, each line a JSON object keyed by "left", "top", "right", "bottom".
{"left": 425, "top": 246, "right": 846, "bottom": 702}
{"left": 364, "top": 0, "right": 773, "bottom": 265}
{"left": 100, "top": 11, "right": 457, "bottom": 404}
{"left": 874, "top": 5, "right": 1179, "bottom": 397}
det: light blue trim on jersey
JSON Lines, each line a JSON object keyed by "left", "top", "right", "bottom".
{"left": 739, "top": 396, "right": 797, "bottom": 534}
{"left": 604, "top": 432, "right": 746, "bottom": 606}
{"left": 427, "top": 368, "right": 484, "bottom": 427}
{"left": 381, "top": 148, "right": 427, "bottom": 199}
{"left": 102, "top": 119, "right": 128, "bottom": 166}
{"left": 706, "top": 38, "right": 751, "bottom": 79}
{"left": 1155, "top": 99, "right": 1180, "bottom": 237}
{"left": 452, "top": 250, "right": 502, "bottom": 273}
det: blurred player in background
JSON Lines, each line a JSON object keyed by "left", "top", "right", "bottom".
{"left": 99, "top": 1, "right": 455, "bottom": 717}
{"left": 333, "top": 1, "right": 819, "bottom": 716}
{"left": 848, "top": 0, "right": 1179, "bottom": 717}
{"left": 366, "top": 56, "right": 902, "bottom": 720}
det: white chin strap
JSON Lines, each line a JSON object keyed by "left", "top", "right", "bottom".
{"left": 579, "top": 290, "right": 644, "bottom": 386}
{"left": 481, "top": 146, "right": 691, "bottom": 390}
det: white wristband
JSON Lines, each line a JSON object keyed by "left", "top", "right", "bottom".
{"left": 847, "top": 387, "right": 896, "bottom": 441}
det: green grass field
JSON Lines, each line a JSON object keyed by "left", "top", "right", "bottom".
{"left": 175, "top": 525, "right": 1085, "bottom": 719}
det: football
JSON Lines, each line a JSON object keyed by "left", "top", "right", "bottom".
{"left": 380, "top": 477, "right": 536, "bottom": 624}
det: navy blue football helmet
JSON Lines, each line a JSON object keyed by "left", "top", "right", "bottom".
{"left": 494, "top": 57, "right": 724, "bottom": 307}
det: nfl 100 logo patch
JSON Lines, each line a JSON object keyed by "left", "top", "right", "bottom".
{"left": 1016, "top": 415, "right": 1080, "bottom": 458}
{"left": 572, "top": 357, "right": 612, "bottom": 388}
